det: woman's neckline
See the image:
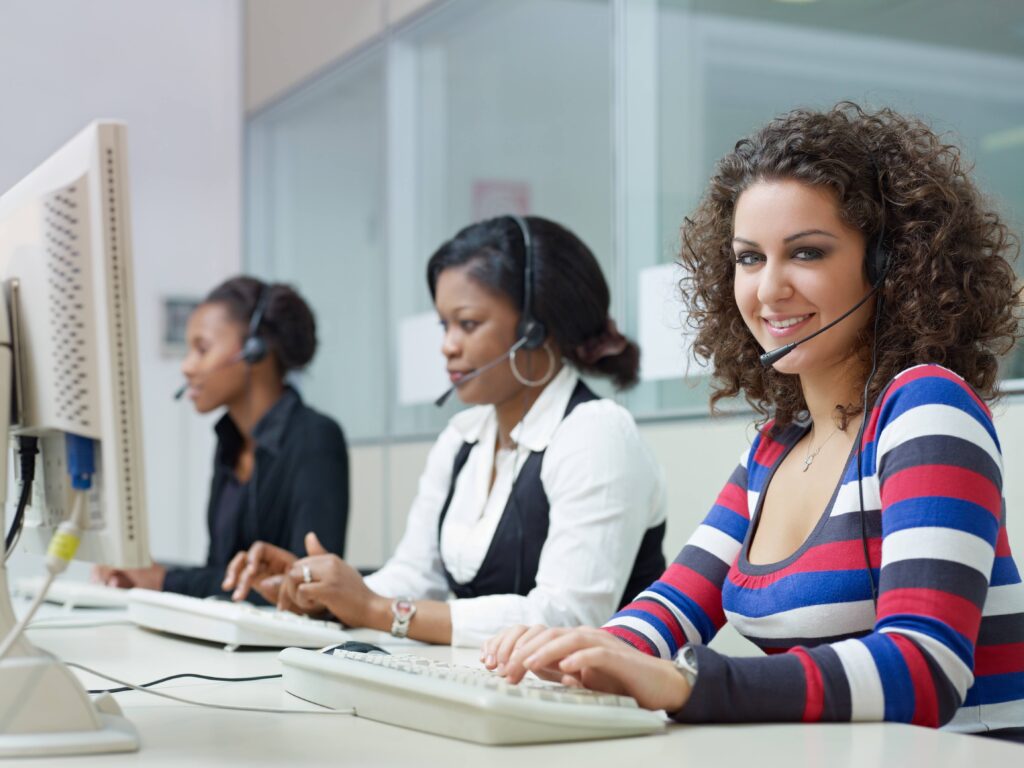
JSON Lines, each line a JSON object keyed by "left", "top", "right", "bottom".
{"left": 737, "top": 420, "right": 860, "bottom": 575}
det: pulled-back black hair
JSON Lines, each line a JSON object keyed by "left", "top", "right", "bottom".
{"left": 426, "top": 216, "right": 639, "bottom": 389}
{"left": 204, "top": 275, "right": 317, "bottom": 374}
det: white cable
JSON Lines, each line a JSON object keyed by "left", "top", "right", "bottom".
{"left": 64, "top": 661, "right": 355, "bottom": 716}
{"left": 27, "top": 618, "right": 135, "bottom": 630}
{"left": 0, "top": 491, "right": 87, "bottom": 660}
{"left": 0, "top": 571, "right": 55, "bottom": 660}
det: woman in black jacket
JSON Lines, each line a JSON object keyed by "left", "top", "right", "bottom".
{"left": 93, "top": 276, "right": 349, "bottom": 598}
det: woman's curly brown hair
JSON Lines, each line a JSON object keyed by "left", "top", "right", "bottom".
{"left": 680, "top": 101, "right": 1021, "bottom": 428}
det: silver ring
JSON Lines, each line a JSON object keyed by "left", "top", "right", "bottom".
{"left": 301, "top": 564, "right": 312, "bottom": 584}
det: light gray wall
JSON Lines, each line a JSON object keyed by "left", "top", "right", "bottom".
{"left": 0, "top": 0, "right": 244, "bottom": 578}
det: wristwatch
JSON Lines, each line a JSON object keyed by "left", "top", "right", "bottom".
{"left": 390, "top": 597, "right": 417, "bottom": 638}
{"left": 673, "top": 644, "right": 699, "bottom": 689}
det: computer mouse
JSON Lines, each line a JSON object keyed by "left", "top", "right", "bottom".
{"left": 324, "top": 640, "right": 390, "bottom": 655}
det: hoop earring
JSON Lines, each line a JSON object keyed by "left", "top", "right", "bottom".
{"left": 509, "top": 343, "right": 556, "bottom": 388}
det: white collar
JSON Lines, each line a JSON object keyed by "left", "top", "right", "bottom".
{"left": 448, "top": 365, "right": 581, "bottom": 452}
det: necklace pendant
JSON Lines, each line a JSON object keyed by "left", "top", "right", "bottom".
{"left": 802, "top": 455, "right": 814, "bottom": 472}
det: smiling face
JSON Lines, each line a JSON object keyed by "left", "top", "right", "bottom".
{"left": 180, "top": 302, "right": 249, "bottom": 414}
{"left": 434, "top": 264, "right": 534, "bottom": 407}
{"left": 732, "top": 179, "right": 873, "bottom": 377}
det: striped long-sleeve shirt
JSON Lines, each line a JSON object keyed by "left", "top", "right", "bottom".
{"left": 605, "top": 365, "right": 1024, "bottom": 731}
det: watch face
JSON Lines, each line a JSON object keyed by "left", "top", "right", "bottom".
{"left": 394, "top": 599, "right": 414, "bottom": 617}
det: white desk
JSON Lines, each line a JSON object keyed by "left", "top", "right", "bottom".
{"left": 14, "top": 606, "right": 1021, "bottom": 766}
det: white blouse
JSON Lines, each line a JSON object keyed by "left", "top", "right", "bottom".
{"left": 363, "top": 365, "right": 666, "bottom": 647}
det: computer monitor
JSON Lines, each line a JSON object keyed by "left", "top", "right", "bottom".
{"left": 0, "top": 121, "right": 149, "bottom": 756}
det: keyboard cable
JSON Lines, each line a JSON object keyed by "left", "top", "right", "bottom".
{"left": 64, "top": 660, "right": 355, "bottom": 716}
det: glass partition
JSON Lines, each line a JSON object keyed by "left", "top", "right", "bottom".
{"left": 246, "top": 0, "right": 1024, "bottom": 439}
{"left": 247, "top": 51, "right": 388, "bottom": 440}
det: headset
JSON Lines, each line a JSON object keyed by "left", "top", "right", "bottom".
{"left": 508, "top": 215, "right": 547, "bottom": 351}
{"left": 240, "top": 284, "right": 271, "bottom": 365}
{"left": 432, "top": 215, "right": 549, "bottom": 408}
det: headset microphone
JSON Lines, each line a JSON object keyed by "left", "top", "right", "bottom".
{"left": 758, "top": 283, "right": 881, "bottom": 368}
{"left": 172, "top": 350, "right": 246, "bottom": 400}
{"left": 434, "top": 337, "right": 528, "bottom": 408}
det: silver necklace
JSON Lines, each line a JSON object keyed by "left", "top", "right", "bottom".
{"left": 802, "top": 425, "right": 840, "bottom": 472}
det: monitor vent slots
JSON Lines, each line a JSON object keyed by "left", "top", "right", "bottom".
{"left": 102, "top": 141, "right": 138, "bottom": 542}
{"left": 44, "top": 183, "right": 93, "bottom": 429}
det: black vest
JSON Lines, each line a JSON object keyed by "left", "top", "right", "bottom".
{"left": 437, "top": 380, "right": 666, "bottom": 609}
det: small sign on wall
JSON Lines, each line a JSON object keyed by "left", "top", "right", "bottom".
{"left": 161, "top": 296, "right": 201, "bottom": 358}
{"left": 471, "top": 179, "right": 531, "bottom": 221}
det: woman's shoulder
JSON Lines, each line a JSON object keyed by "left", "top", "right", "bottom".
{"left": 876, "top": 364, "right": 993, "bottom": 421}
{"left": 289, "top": 397, "right": 347, "bottom": 448}
{"left": 558, "top": 395, "right": 642, "bottom": 442}
{"left": 869, "top": 364, "right": 1001, "bottom": 460}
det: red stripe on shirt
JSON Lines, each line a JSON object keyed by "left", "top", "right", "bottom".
{"left": 716, "top": 482, "right": 749, "bottom": 519}
{"left": 662, "top": 563, "right": 726, "bottom": 628}
{"left": 881, "top": 465, "right": 1001, "bottom": 519}
{"left": 791, "top": 648, "right": 824, "bottom": 722}
{"left": 604, "top": 625, "right": 657, "bottom": 656}
{"left": 878, "top": 588, "right": 982, "bottom": 641}
{"left": 889, "top": 633, "right": 940, "bottom": 727}
{"left": 754, "top": 430, "right": 786, "bottom": 467}
{"left": 974, "top": 643, "right": 1024, "bottom": 676}
{"left": 726, "top": 538, "right": 883, "bottom": 589}
{"left": 995, "top": 527, "right": 1012, "bottom": 558}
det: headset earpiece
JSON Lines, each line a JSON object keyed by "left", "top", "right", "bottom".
{"left": 518, "top": 318, "right": 546, "bottom": 350}
{"left": 241, "top": 285, "right": 270, "bottom": 365}
{"left": 509, "top": 215, "right": 547, "bottom": 351}
{"left": 866, "top": 232, "right": 890, "bottom": 287}
{"left": 240, "top": 335, "right": 267, "bottom": 365}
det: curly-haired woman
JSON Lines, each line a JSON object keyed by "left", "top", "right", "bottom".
{"left": 483, "top": 103, "right": 1024, "bottom": 739}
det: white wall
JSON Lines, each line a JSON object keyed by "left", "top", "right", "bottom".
{"left": 0, "top": 0, "right": 244, "bottom": 576}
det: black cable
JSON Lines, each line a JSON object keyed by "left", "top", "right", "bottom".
{"left": 4, "top": 436, "right": 39, "bottom": 557}
{"left": 88, "top": 671, "right": 281, "bottom": 695}
{"left": 856, "top": 295, "right": 885, "bottom": 609}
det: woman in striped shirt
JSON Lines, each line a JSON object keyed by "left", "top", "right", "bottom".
{"left": 482, "top": 103, "right": 1024, "bottom": 738}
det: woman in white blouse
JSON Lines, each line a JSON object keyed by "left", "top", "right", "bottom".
{"left": 223, "top": 215, "right": 666, "bottom": 646}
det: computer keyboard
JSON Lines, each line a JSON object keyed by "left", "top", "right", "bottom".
{"left": 128, "top": 589, "right": 354, "bottom": 651}
{"left": 279, "top": 647, "right": 666, "bottom": 745}
{"left": 15, "top": 576, "right": 130, "bottom": 609}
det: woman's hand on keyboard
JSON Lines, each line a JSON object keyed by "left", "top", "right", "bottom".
{"left": 282, "top": 552, "right": 385, "bottom": 627}
{"left": 482, "top": 624, "right": 557, "bottom": 677}
{"left": 225, "top": 532, "right": 334, "bottom": 603}
{"left": 492, "top": 625, "right": 692, "bottom": 714}
{"left": 224, "top": 541, "right": 297, "bottom": 602}
{"left": 92, "top": 563, "right": 166, "bottom": 591}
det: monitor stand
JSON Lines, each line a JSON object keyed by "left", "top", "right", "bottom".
{"left": 0, "top": 288, "right": 139, "bottom": 757}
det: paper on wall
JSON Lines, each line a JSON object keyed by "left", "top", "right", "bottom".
{"left": 637, "top": 263, "right": 706, "bottom": 382}
{"left": 397, "top": 311, "right": 449, "bottom": 405}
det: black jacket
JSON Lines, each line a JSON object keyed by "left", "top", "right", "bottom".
{"left": 162, "top": 387, "right": 349, "bottom": 598}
